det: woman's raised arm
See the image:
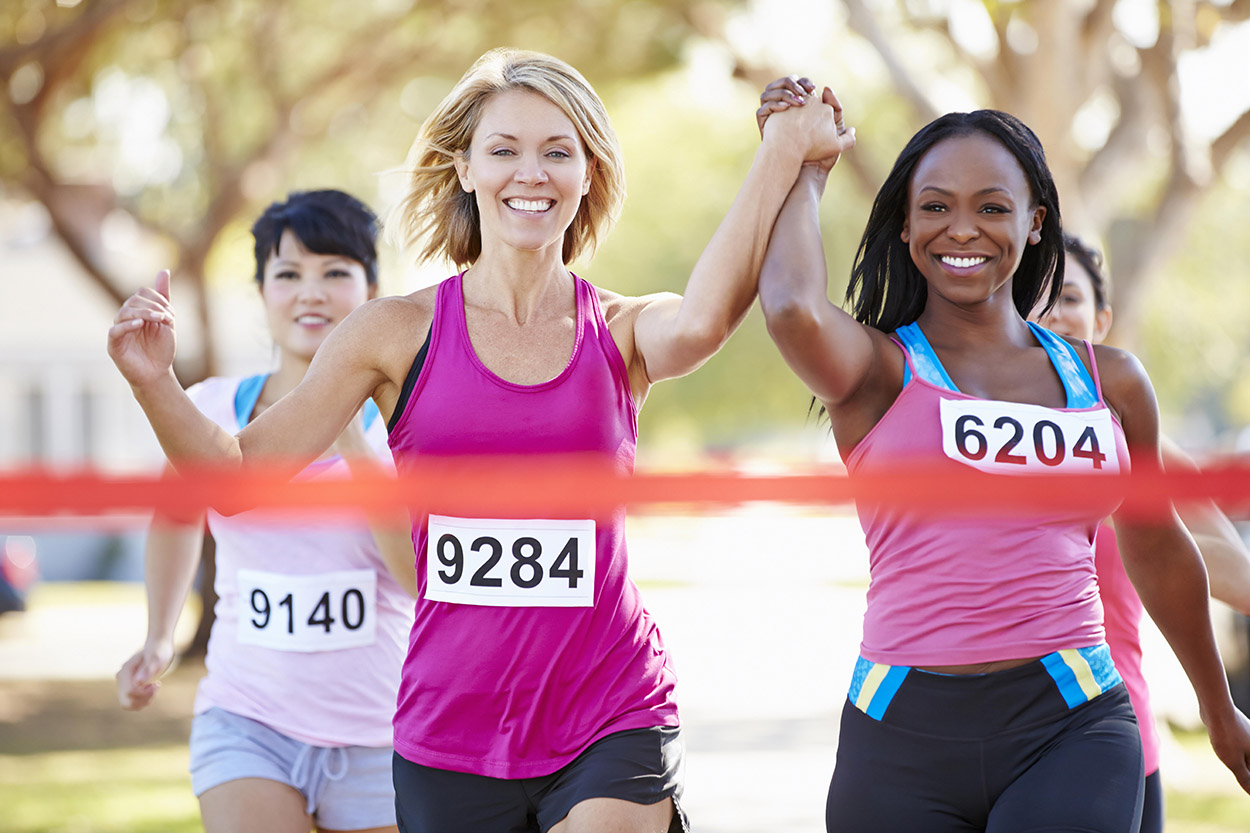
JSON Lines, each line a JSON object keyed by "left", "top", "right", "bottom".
{"left": 108, "top": 269, "right": 392, "bottom": 476}
{"left": 755, "top": 84, "right": 894, "bottom": 413}
{"left": 629, "top": 84, "right": 852, "bottom": 390}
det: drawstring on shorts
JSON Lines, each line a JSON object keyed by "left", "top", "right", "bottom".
{"left": 289, "top": 744, "right": 350, "bottom": 815}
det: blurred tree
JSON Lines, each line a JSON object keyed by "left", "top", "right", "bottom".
{"left": 691, "top": 0, "right": 1250, "bottom": 346}
{"left": 0, "top": 0, "right": 745, "bottom": 380}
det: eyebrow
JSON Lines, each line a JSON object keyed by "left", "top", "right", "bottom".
{"left": 918, "top": 185, "right": 1013, "bottom": 197}
{"left": 268, "top": 256, "right": 353, "bottom": 268}
{"left": 485, "top": 132, "right": 577, "bottom": 143}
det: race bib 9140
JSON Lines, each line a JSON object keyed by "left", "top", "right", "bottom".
{"left": 236, "top": 568, "right": 377, "bottom": 652}
{"left": 425, "top": 515, "right": 596, "bottom": 607}
{"left": 939, "top": 398, "right": 1120, "bottom": 475}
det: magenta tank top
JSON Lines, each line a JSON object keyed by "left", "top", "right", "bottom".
{"left": 847, "top": 324, "right": 1130, "bottom": 666}
{"left": 387, "top": 273, "right": 679, "bottom": 779}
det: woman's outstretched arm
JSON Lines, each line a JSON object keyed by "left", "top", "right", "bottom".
{"left": 1160, "top": 436, "right": 1250, "bottom": 614}
{"left": 629, "top": 84, "right": 852, "bottom": 392}
{"left": 108, "top": 269, "right": 399, "bottom": 476}
{"left": 1103, "top": 346, "right": 1250, "bottom": 793}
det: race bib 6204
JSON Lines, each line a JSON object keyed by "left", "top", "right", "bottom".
{"left": 236, "top": 568, "right": 377, "bottom": 652}
{"left": 939, "top": 398, "right": 1120, "bottom": 475}
{"left": 425, "top": 515, "right": 596, "bottom": 607}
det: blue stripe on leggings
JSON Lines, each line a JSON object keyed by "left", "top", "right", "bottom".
{"left": 1040, "top": 645, "right": 1121, "bottom": 709}
{"left": 1040, "top": 652, "right": 1087, "bottom": 708}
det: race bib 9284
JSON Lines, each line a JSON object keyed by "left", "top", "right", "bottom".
{"left": 425, "top": 515, "right": 596, "bottom": 608}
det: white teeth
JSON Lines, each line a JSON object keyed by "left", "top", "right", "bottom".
{"left": 506, "top": 198, "right": 553, "bottom": 212}
{"left": 941, "top": 256, "right": 987, "bottom": 269}
{"left": 296, "top": 314, "right": 329, "bottom": 324}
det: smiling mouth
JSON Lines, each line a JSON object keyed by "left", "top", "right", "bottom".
{"left": 295, "top": 314, "right": 331, "bottom": 325}
{"left": 940, "top": 255, "right": 988, "bottom": 269}
{"left": 505, "top": 198, "right": 554, "bottom": 213}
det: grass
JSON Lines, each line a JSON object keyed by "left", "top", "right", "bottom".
{"left": 0, "top": 747, "right": 199, "bottom": 833}
{"left": 1162, "top": 728, "right": 1250, "bottom": 832}
{"left": 1166, "top": 789, "right": 1250, "bottom": 832}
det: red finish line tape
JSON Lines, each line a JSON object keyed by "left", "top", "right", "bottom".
{"left": 2, "top": 456, "right": 1249, "bottom": 520}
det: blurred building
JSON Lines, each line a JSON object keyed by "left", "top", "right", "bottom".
{"left": 1, "top": 195, "right": 269, "bottom": 581}
{"left": 0, "top": 195, "right": 284, "bottom": 473}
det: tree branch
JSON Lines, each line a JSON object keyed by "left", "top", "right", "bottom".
{"left": 1078, "top": 71, "right": 1154, "bottom": 217}
{"left": 841, "top": 0, "right": 940, "bottom": 123}
{"left": 1199, "top": 0, "right": 1250, "bottom": 23}
{"left": 1211, "top": 107, "right": 1250, "bottom": 171}
{"left": 0, "top": 0, "right": 132, "bottom": 77}
{"left": 22, "top": 163, "right": 127, "bottom": 307}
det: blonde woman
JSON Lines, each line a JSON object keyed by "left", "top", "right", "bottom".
{"left": 108, "top": 50, "right": 850, "bottom": 833}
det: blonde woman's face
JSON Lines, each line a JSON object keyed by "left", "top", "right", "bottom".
{"left": 455, "top": 89, "right": 593, "bottom": 259}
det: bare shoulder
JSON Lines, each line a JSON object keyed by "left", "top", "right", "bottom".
{"left": 1090, "top": 344, "right": 1161, "bottom": 449}
{"left": 363, "top": 286, "right": 437, "bottom": 322}
{"left": 336, "top": 288, "right": 438, "bottom": 379}
{"left": 348, "top": 289, "right": 436, "bottom": 340}
{"left": 594, "top": 286, "right": 682, "bottom": 393}
{"left": 1091, "top": 343, "right": 1153, "bottom": 402}
{"left": 594, "top": 286, "right": 676, "bottom": 329}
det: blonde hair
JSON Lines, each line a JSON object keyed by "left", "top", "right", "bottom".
{"left": 390, "top": 48, "right": 625, "bottom": 267}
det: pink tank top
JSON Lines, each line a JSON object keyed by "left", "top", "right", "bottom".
{"left": 387, "top": 273, "right": 679, "bottom": 779}
{"left": 1095, "top": 524, "right": 1161, "bottom": 773}
{"left": 189, "top": 376, "right": 412, "bottom": 748}
{"left": 847, "top": 324, "right": 1130, "bottom": 666}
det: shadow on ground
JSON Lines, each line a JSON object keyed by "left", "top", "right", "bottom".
{"left": 0, "top": 659, "right": 200, "bottom": 756}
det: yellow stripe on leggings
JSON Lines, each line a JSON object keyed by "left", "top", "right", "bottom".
{"left": 1058, "top": 648, "right": 1103, "bottom": 701}
{"left": 854, "top": 662, "right": 890, "bottom": 713}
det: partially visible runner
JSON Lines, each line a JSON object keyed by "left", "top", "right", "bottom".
{"left": 755, "top": 76, "right": 1250, "bottom": 832}
{"left": 115, "top": 190, "right": 414, "bottom": 833}
{"left": 1034, "top": 232, "right": 1250, "bottom": 833}
{"left": 107, "top": 50, "right": 849, "bottom": 833}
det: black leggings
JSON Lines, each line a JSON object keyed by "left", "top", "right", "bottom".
{"left": 1139, "top": 769, "right": 1163, "bottom": 833}
{"left": 827, "top": 651, "right": 1144, "bottom": 832}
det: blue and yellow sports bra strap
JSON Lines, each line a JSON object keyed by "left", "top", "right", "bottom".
{"left": 895, "top": 322, "right": 957, "bottom": 391}
{"left": 234, "top": 373, "right": 380, "bottom": 431}
{"left": 1039, "top": 644, "right": 1122, "bottom": 709}
{"left": 848, "top": 655, "right": 912, "bottom": 721}
{"left": 1027, "top": 322, "right": 1099, "bottom": 409}
{"left": 233, "top": 374, "right": 268, "bottom": 428}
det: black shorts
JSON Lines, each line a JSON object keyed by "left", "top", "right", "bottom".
{"left": 393, "top": 726, "right": 688, "bottom": 833}
{"left": 827, "top": 646, "right": 1144, "bottom": 832}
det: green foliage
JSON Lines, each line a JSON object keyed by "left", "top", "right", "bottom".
{"left": 1, "top": 0, "right": 747, "bottom": 247}
{"left": 5, "top": 0, "right": 1248, "bottom": 448}
{"left": 1138, "top": 173, "right": 1250, "bottom": 443}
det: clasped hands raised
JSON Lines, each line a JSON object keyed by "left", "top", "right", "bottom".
{"left": 757, "top": 75, "right": 855, "bottom": 174}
